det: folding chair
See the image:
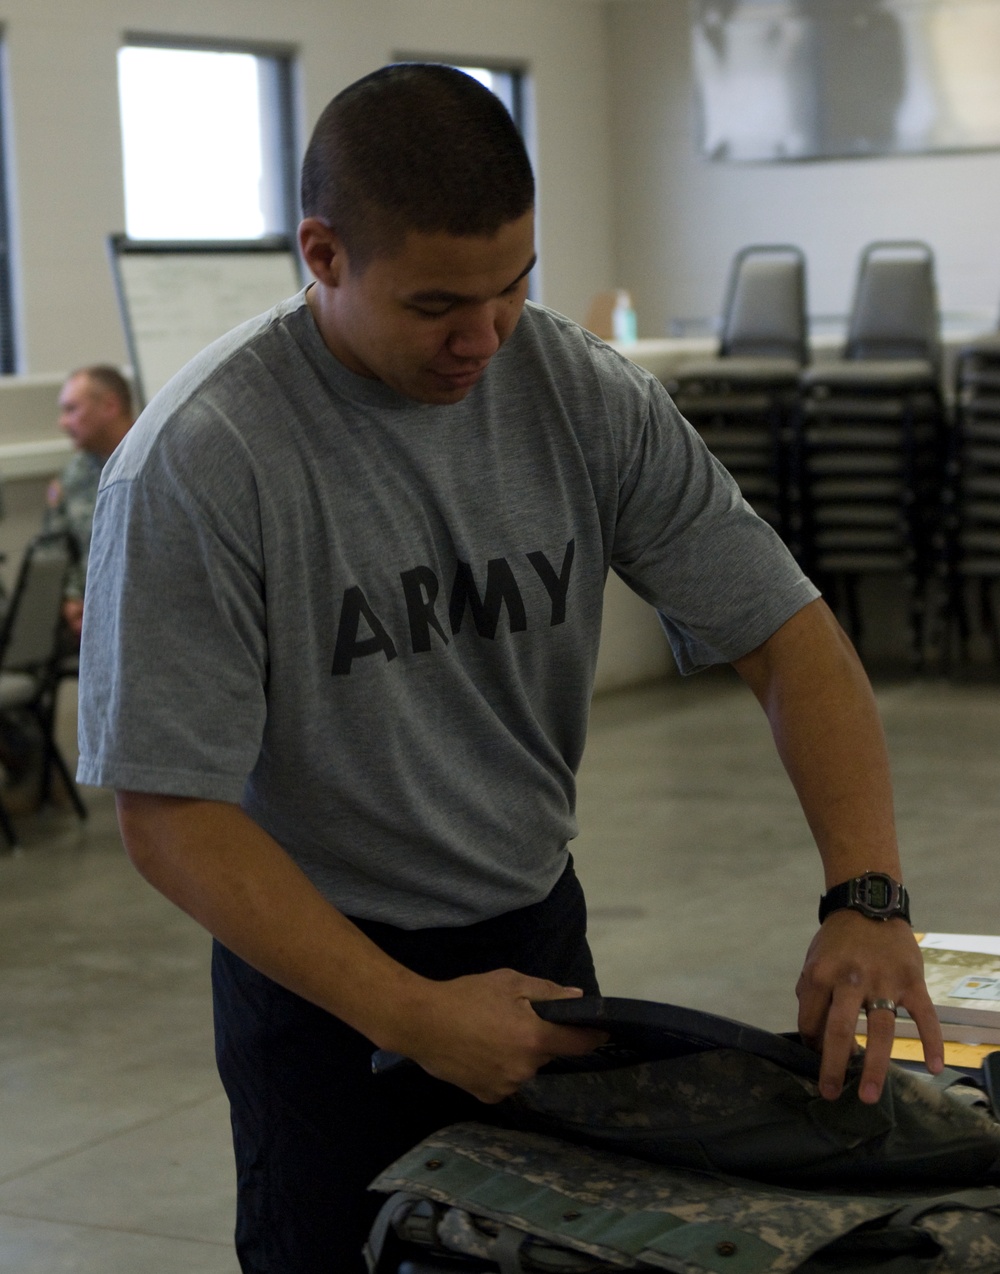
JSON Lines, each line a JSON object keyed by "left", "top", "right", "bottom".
{"left": 0, "top": 534, "right": 87, "bottom": 848}
{"left": 667, "top": 245, "right": 808, "bottom": 539}
{"left": 794, "top": 241, "right": 944, "bottom": 665}
{"left": 935, "top": 333, "right": 1000, "bottom": 666}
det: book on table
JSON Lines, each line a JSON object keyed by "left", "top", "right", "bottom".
{"left": 856, "top": 932, "right": 1000, "bottom": 1048}
{"left": 881, "top": 1036, "right": 1000, "bottom": 1067}
{"left": 886, "top": 1016, "right": 1000, "bottom": 1047}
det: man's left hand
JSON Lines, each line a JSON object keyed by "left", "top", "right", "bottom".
{"left": 796, "top": 910, "right": 943, "bottom": 1103}
{"left": 62, "top": 598, "right": 84, "bottom": 639}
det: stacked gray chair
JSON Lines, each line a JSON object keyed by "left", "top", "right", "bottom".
{"left": 666, "top": 244, "right": 808, "bottom": 540}
{"left": 794, "top": 241, "right": 944, "bottom": 665}
{"left": 0, "top": 534, "right": 87, "bottom": 849}
{"left": 937, "top": 331, "right": 1000, "bottom": 664}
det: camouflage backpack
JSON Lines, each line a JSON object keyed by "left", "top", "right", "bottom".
{"left": 366, "top": 997, "right": 1000, "bottom": 1274}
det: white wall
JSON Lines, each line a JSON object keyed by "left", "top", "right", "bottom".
{"left": 0, "top": 3, "right": 672, "bottom": 690}
{"left": 1, "top": 0, "right": 617, "bottom": 374}
{"left": 607, "top": 0, "right": 1000, "bottom": 339}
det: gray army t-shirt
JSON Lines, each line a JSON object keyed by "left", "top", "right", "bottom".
{"left": 78, "top": 294, "right": 818, "bottom": 927}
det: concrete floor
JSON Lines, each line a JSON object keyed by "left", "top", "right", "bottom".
{"left": 1, "top": 669, "right": 999, "bottom": 1271}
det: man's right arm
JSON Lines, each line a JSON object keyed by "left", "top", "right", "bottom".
{"left": 116, "top": 792, "right": 602, "bottom": 1100}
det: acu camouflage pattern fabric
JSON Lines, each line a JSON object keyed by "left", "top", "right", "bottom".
{"left": 504, "top": 1049, "right": 1000, "bottom": 1187}
{"left": 367, "top": 1120, "right": 1000, "bottom": 1274}
{"left": 42, "top": 449, "right": 103, "bottom": 599}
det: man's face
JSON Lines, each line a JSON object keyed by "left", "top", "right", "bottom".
{"left": 58, "top": 374, "right": 114, "bottom": 454}
{"left": 305, "top": 211, "right": 535, "bottom": 405}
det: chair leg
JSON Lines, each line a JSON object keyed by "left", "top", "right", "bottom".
{"left": 35, "top": 697, "right": 58, "bottom": 805}
{"left": 32, "top": 692, "right": 87, "bottom": 822}
{"left": 983, "top": 580, "right": 1000, "bottom": 665}
{"left": 954, "top": 575, "right": 970, "bottom": 663}
{"left": 935, "top": 569, "right": 964, "bottom": 673}
{"left": 906, "top": 574, "right": 927, "bottom": 671}
{"left": 0, "top": 793, "right": 19, "bottom": 851}
{"left": 842, "top": 574, "right": 864, "bottom": 653}
{"left": 47, "top": 740, "right": 87, "bottom": 821}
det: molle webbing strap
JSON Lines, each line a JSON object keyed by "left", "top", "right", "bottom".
{"left": 379, "top": 1136, "right": 784, "bottom": 1274}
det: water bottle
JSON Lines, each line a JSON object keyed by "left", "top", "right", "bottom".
{"left": 611, "top": 289, "right": 637, "bottom": 343}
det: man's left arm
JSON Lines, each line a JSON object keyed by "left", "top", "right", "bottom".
{"left": 732, "top": 597, "right": 944, "bottom": 1103}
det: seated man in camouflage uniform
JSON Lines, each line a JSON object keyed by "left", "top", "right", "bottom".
{"left": 44, "top": 365, "right": 134, "bottom": 641}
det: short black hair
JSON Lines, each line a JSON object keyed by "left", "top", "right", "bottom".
{"left": 301, "top": 63, "right": 534, "bottom": 265}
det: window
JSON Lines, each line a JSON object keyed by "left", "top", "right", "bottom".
{"left": 455, "top": 65, "right": 529, "bottom": 136}
{"left": 394, "top": 57, "right": 530, "bottom": 139}
{"left": 0, "top": 38, "right": 15, "bottom": 372}
{"left": 117, "top": 39, "right": 296, "bottom": 241}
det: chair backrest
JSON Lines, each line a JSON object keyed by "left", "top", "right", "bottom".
{"left": 718, "top": 244, "right": 808, "bottom": 362}
{"left": 845, "top": 240, "right": 940, "bottom": 364}
{"left": 0, "top": 535, "right": 72, "bottom": 674}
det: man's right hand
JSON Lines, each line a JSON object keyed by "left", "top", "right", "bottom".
{"left": 389, "top": 968, "right": 606, "bottom": 1103}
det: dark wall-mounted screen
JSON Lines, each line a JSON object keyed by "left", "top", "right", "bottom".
{"left": 692, "top": 0, "right": 1000, "bottom": 161}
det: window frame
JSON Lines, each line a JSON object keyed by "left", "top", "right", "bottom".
{"left": 394, "top": 54, "right": 532, "bottom": 139}
{"left": 0, "top": 34, "right": 16, "bottom": 373}
{"left": 118, "top": 33, "right": 299, "bottom": 242}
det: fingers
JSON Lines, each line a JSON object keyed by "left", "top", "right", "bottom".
{"left": 396, "top": 968, "right": 603, "bottom": 1103}
{"left": 518, "top": 976, "right": 586, "bottom": 1002}
{"left": 900, "top": 983, "right": 945, "bottom": 1076}
{"left": 852, "top": 991, "right": 943, "bottom": 1104}
{"left": 502, "top": 974, "right": 608, "bottom": 1065}
{"left": 798, "top": 912, "right": 940, "bottom": 1104}
{"left": 525, "top": 981, "right": 609, "bottom": 1058}
{"left": 539, "top": 1023, "right": 610, "bottom": 1058}
{"left": 806, "top": 981, "right": 862, "bottom": 1101}
{"left": 854, "top": 1001, "right": 896, "bottom": 1104}
{"left": 803, "top": 982, "right": 894, "bottom": 1104}
{"left": 795, "top": 963, "right": 835, "bottom": 1054}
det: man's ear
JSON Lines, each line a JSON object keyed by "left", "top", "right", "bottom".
{"left": 95, "top": 391, "right": 119, "bottom": 425}
{"left": 298, "top": 218, "right": 346, "bottom": 286}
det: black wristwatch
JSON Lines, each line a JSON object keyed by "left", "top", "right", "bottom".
{"left": 818, "top": 872, "right": 911, "bottom": 924}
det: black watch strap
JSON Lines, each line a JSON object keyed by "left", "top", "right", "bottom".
{"left": 818, "top": 872, "right": 911, "bottom": 924}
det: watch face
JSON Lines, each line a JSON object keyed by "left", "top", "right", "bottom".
{"left": 866, "top": 876, "right": 892, "bottom": 910}
{"left": 820, "top": 873, "right": 909, "bottom": 924}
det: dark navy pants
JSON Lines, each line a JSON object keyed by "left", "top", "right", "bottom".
{"left": 212, "top": 859, "right": 599, "bottom": 1274}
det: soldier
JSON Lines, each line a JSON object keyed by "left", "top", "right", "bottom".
{"left": 77, "top": 65, "right": 942, "bottom": 1274}
{"left": 45, "top": 366, "right": 134, "bottom": 639}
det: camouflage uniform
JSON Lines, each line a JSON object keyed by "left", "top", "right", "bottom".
{"left": 368, "top": 1034, "right": 1000, "bottom": 1273}
{"left": 369, "top": 1119, "right": 1000, "bottom": 1273}
{"left": 43, "top": 449, "right": 104, "bottom": 599}
{"left": 504, "top": 1048, "right": 1000, "bottom": 1187}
